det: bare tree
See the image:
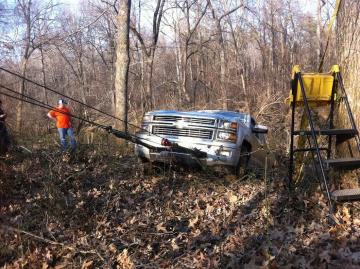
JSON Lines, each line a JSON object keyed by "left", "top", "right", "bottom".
{"left": 14, "top": 0, "right": 58, "bottom": 132}
{"left": 317, "top": 0, "right": 325, "bottom": 69}
{"left": 174, "top": 0, "right": 209, "bottom": 105}
{"left": 130, "top": 0, "right": 165, "bottom": 111}
{"left": 209, "top": 0, "right": 243, "bottom": 110}
{"left": 114, "top": 0, "right": 131, "bottom": 132}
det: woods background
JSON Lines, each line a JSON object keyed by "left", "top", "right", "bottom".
{"left": 0, "top": 0, "right": 358, "bottom": 148}
{"left": 3, "top": 1, "right": 360, "bottom": 268}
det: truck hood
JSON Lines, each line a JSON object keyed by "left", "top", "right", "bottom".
{"left": 147, "top": 110, "right": 248, "bottom": 122}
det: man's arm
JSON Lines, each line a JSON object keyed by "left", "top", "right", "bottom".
{"left": 47, "top": 111, "right": 56, "bottom": 121}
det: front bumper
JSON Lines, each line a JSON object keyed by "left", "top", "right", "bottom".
{"left": 134, "top": 135, "right": 240, "bottom": 167}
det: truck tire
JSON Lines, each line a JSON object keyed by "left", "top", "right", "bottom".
{"left": 235, "top": 144, "right": 250, "bottom": 177}
{"left": 137, "top": 155, "right": 149, "bottom": 163}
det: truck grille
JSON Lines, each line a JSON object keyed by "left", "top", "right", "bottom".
{"left": 153, "top": 126, "right": 213, "bottom": 139}
{"left": 153, "top": 116, "right": 215, "bottom": 126}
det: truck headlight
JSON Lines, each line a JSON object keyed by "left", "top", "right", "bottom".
{"left": 219, "top": 121, "right": 237, "bottom": 130}
{"left": 218, "top": 131, "right": 237, "bottom": 142}
{"left": 143, "top": 114, "right": 152, "bottom": 122}
{"left": 137, "top": 123, "right": 151, "bottom": 134}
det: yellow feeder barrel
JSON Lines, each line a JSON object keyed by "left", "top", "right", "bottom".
{"left": 291, "top": 73, "right": 334, "bottom": 105}
{"left": 287, "top": 65, "right": 337, "bottom": 107}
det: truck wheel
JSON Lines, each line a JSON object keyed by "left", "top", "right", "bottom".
{"left": 235, "top": 145, "right": 250, "bottom": 177}
{"left": 137, "top": 155, "right": 149, "bottom": 163}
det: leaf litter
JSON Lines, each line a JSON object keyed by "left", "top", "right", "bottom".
{"left": 0, "top": 147, "right": 360, "bottom": 268}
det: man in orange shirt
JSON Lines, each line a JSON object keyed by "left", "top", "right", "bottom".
{"left": 47, "top": 99, "right": 77, "bottom": 152}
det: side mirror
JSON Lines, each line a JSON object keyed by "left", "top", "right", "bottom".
{"left": 252, "top": 124, "right": 268, "bottom": 134}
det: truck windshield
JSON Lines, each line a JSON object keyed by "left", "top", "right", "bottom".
{"left": 238, "top": 113, "right": 248, "bottom": 124}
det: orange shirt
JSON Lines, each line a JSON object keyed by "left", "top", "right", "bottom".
{"left": 49, "top": 106, "right": 72, "bottom": 128}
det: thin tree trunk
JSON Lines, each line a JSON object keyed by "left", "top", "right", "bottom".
{"left": 16, "top": 58, "right": 29, "bottom": 133}
{"left": 174, "top": 23, "right": 182, "bottom": 102}
{"left": 219, "top": 41, "right": 227, "bottom": 110}
{"left": 40, "top": 46, "right": 50, "bottom": 132}
{"left": 181, "top": 45, "right": 191, "bottom": 104}
{"left": 209, "top": 1, "right": 242, "bottom": 110}
{"left": 16, "top": 0, "right": 32, "bottom": 134}
{"left": 114, "top": 0, "right": 131, "bottom": 132}
{"left": 145, "top": 54, "right": 155, "bottom": 110}
{"left": 317, "top": 0, "right": 324, "bottom": 69}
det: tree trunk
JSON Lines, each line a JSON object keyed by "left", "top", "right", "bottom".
{"left": 40, "top": 46, "right": 50, "bottom": 133}
{"left": 181, "top": 45, "right": 191, "bottom": 105}
{"left": 144, "top": 54, "right": 154, "bottom": 110}
{"left": 114, "top": 0, "right": 131, "bottom": 133}
{"left": 219, "top": 42, "right": 227, "bottom": 110}
{"left": 174, "top": 23, "right": 182, "bottom": 102}
{"left": 16, "top": 0, "right": 32, "bottom": 134}
{"left": 337, "top": 1, "right": 360, "bottom": 128}
{"left": 16, "top": 58, "right": 29, "bottom": 133}
{"left": 317, "top": 0, "right": 324, "bottom": 69}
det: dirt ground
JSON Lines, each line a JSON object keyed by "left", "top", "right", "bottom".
{"left": 1, "top": 146, "right": 360, "bottom": 269}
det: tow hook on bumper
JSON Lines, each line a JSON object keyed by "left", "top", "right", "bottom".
{"left": 215, "top": 145, "right": 224, "bottom": 156}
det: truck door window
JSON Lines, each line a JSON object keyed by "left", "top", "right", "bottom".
{"left": 238, "top": 113, "right": 248, "bottom": 125}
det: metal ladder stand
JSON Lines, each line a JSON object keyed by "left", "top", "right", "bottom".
{"left": 288, "top": 65, "right": 360, "bottom": 214}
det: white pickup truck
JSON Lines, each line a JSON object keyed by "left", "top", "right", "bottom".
{"left": 135, "top": 110, "right": 274, "bottom": 175}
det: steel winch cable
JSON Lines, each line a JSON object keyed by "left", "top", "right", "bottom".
{"left": 0, "top": 84, "right": 163, "bottom": 148}
{"left": 0, "top": 66, "right": 164, "bottom": 139}
{"left": 0, "top": 84, "right": 207, "bottom": 157}
{"left": 0, "top": 84, "right": 112, "bottom": 130}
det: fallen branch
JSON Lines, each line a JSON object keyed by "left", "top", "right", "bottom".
{"left": 19, "top": 145, "right": 32, "bottom": 153}
{"left": 0, "top": 224, "right": 105, "bottom": 261}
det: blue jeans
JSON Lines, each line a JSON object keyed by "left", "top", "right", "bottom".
{"left": 58, "top": 128, "right": 77, "bottom": 151}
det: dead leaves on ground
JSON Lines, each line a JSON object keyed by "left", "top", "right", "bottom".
{"left": 1, "top": 149, "right": 360, "bottom": 268}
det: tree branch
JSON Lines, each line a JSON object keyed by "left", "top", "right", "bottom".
{"left": 187, "top": 0, "right": 210, "bottom": 44}
{"left": 129, "top": 24, "right": 150, "bottom": 57}
{"left": 219, "top": 4, "right": 243, "bottom": 22}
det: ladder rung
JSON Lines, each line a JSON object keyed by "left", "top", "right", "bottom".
{"left": 293, "top": 128, "right": 357, "bottom": 136}
{"left": 324, "top": 158, "right": 360, "bottom": 170}
{"left": 293, "top": 129, "right": 358, "bottom": 144}
{"left": 331, "top": 188, "right": 360, "bottom": 202}
{"left": 294, "top": 147, "right": 329, "bottom": 153}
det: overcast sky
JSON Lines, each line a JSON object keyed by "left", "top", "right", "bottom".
{"left": 60, "top": 0, "right": 79, "bottom": 10}
{"left": 60, "top": 0, "right": 319, "bottom": 15}
{"left": 300, "top": 0, "right": 317, "bottom": 14}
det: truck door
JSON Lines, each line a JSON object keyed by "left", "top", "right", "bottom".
{"left": 249, "top": 118, "right": 267, "bottom": 168}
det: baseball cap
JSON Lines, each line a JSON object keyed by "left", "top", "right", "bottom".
{"left": 58, "top": 99, "right": 68, "bottom": 105}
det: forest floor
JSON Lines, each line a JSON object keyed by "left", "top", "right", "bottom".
{"left": 1, "top": 145, "right": 360, "bottom": 269}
